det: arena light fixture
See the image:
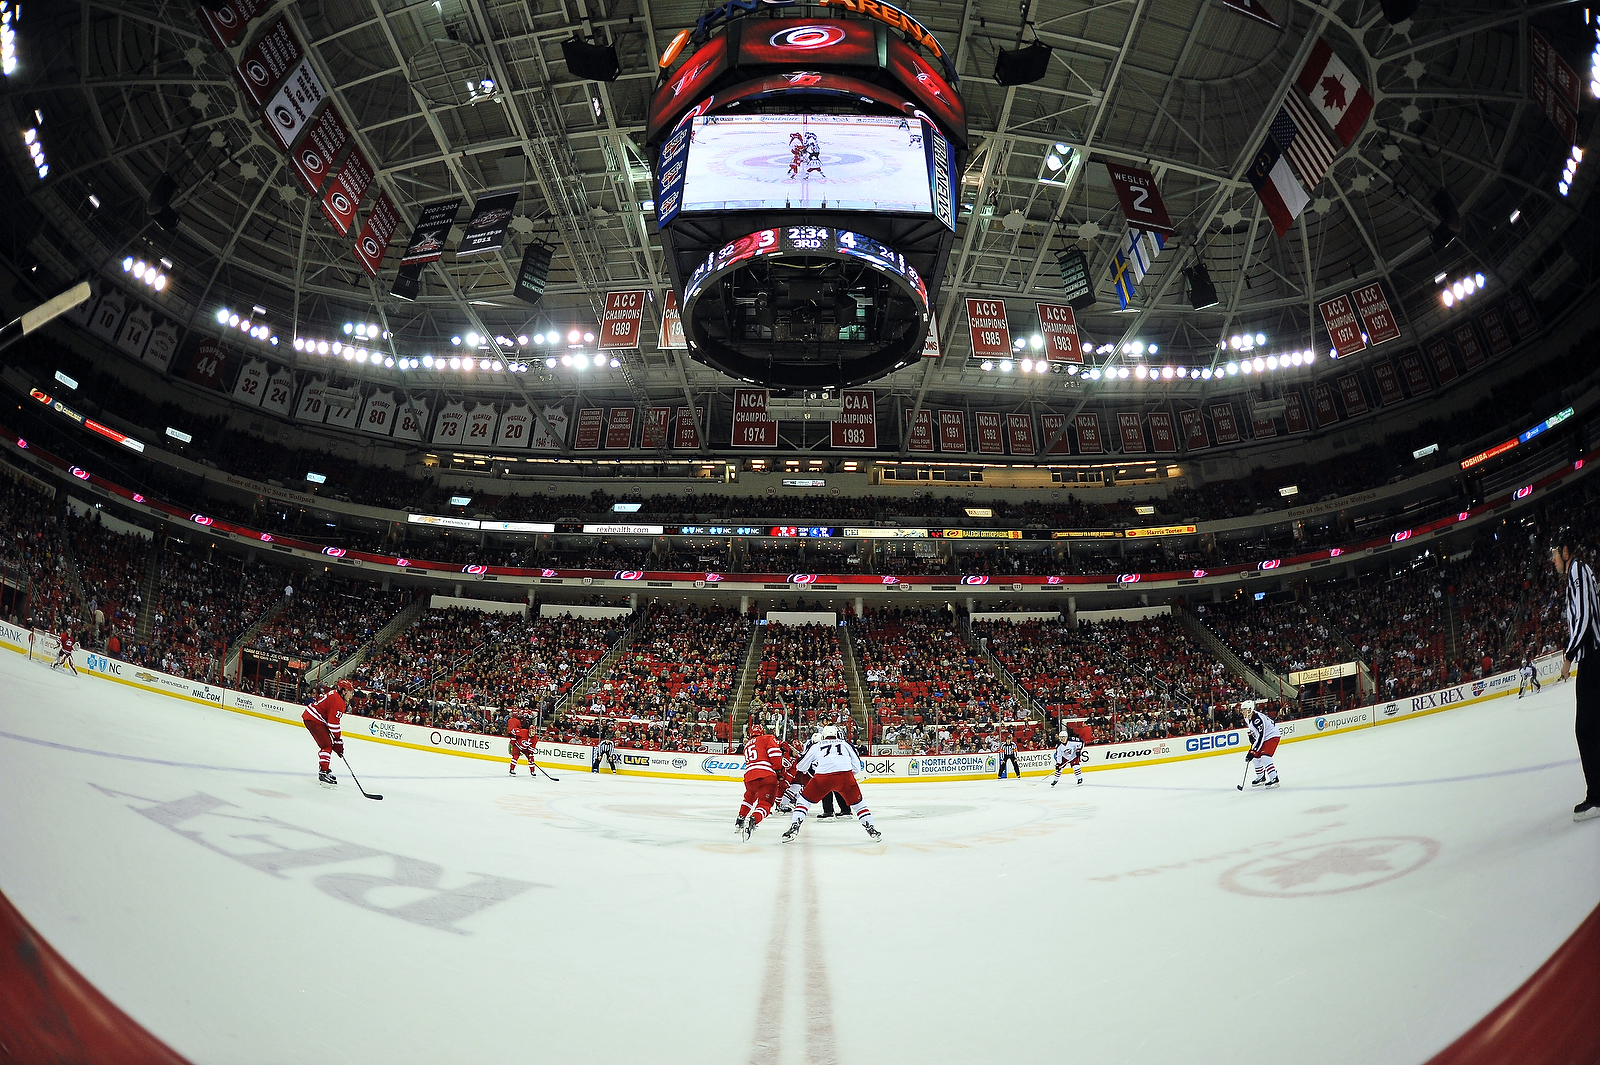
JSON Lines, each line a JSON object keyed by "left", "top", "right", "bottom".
{"left": 22, "top": 126, "right": 46, "bottom": 179}
{"left": 1, "top": 2, "right": 18, "bottom": 76}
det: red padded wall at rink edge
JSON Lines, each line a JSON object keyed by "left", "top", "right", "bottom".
{"left": 1423, "top": 900, "right": 1600, "bottom": 1065}
{"left": 0, "top": 888, "right": 191, "bottom": 1065}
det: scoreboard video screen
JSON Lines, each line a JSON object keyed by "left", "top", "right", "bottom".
{"left": 680, "top": 114, "right": 936, "bottom": 215}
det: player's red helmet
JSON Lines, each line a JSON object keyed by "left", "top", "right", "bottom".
{"left": 748, "top": 719, "right": 764, "bottom": 735}
{"left": 337, "top": 679, "right": 354, "bottom": 693}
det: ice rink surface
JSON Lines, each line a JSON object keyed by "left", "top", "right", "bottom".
{"left": 1, "top": 648, "right": 1596, "bottom": 1065}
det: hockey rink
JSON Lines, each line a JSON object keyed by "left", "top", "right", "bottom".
{"left": 0, "top": 650, "right": 1596, "bottom": 1065}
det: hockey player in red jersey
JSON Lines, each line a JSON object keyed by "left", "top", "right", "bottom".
{"left": 1242, "top": 701, "right": 1281, "bottom": 788}
{"left": 508, "top": 714, "right": 539, "bottom": 777}
{"left": 303, "top": 680, "right": 352, "bottom": 785}
{"left": 736, "top": 720, "right": 786, "bottom": 840}
{"left": 52, "top": 628, "right": 77, "bottom": 674}
{"left": 782, "top": 726, "right": 880, "bottom": 842}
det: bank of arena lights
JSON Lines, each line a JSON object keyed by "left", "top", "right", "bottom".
{"left": 1221, "top": 332, "right": 1268, "bottom": 353}
{"left": 978, "top": 356, "right": 1051, "bottom": 374}
{"left": 343, "top": 321, "right": 389, "bottom": 341}
{"left": 22, "top": 125, "right": 46, "bottom": 179}
{"left": 214, "top": 307, "right": 277, "bottom": 345}
{"left": 122, "top": 255, "right": 169, "bottom": 292}
{"left": 1590, "top": 19, "right": 1600, "bottom": 98}
{"left": 1, "top": 2, "right": 18, "bottom": 76}
{"left": 1558, "top": 145, "right": 1583, "bottom": 197}
{"left": 1439, "top": 272, "right": 1487, "bottom": 308}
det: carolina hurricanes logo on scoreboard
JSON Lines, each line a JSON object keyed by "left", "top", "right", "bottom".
{"left": 769, "top": 25, "right": 847, "bottom": 48}
{"left": 615, "top": 570, "right": 643, "bottom": 580}
{"left": 788, "top": 573, "right": 818, "bottom": 584}
{"left": 1117, "top": 574, "right": 1140, "bottom": 584}
{"left": 962, "top": 575, "right": 989, "bottom": 585}
{"left": 462, "top": 565, "right": 488, "bottom": 574}
{"left": 323, "top": 547, "right": 346, "bottom": 557}
{"left": 704, "top": 572, "right": 724, "bottom": 582}
{"left": 1257, "top": 559, "right": 1280, "bottom": 570}
{"left": 191, "top": 514, "right": 213, "bottom": 526}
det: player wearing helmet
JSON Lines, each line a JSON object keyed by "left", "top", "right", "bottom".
{"left": 507, "top": 714, "right": 539, "bottom": 777}
{"left": 303, "top": 680, "right": 353, "bottom": 785}
{"left": 1242, "top": 702, "right": 1281, "bottom": 788}
{"left": 782, "top": 725, "right": 880, "bottom": 843}
{"left": 736, "top": 719, "right": 786, "bottom": 840}
{"left": 1051, "top": 729, "right": 1086, "bottom": 787}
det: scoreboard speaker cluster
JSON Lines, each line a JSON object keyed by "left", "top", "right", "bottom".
{"left": 648, "top": 0, "right": 966, "bottom": 388}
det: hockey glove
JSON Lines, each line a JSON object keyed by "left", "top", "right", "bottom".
{"left": 333, "top": 740, "right": 345, "bottom": 757}
{"left": 1244, "top": 750, "right": 1256, "bottom": 761}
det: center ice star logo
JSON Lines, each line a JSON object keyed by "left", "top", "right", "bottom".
{"left": 1221, "top": 837, "right": 1439, "bottom": 897}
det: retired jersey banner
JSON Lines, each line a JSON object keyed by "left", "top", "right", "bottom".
{"left": 231, "top": 358, "right": 269, "bottom": 407}
{"left": 1036, "top": 301, "right": 1084, "bottom": 363}
{"left": 732, "top": 388, "right": 777, "bottom": 448}
{"left": 531, "top": 405, "right": 570, "bottom": 451}
{"left": 1454, "top": 322, "right": 1486, "bottom": 370}
{"left": 1372, "top": 361, "right": 1404, "bottom": 405}
{"left": 1105, "top": 162, "right": 1176, "bottom": 236}
{"left": 1074, "top": 413, "right": 1105, "bottom": 454}
{"left": 573, "top": 408, "right": 604, "bottom": 450}
{"left": 1340, "top": 373, "right": 1372, "bottom": 417}
{"left": 287, "top": 105, "right": 349, "bottom": 195}
{"left": 394, "top": 396, "right": 430, "bottom": 443}
{"left": 456, "top": 191, "right": 519, "bottom": 259}
{"left": 87, "top": 289, "right": 126, "bottom": 342}
{"left": 1005, "top": 413, "right": 1036, "bottom": 456}
{"left": 494, "top": 403, "right": 532, "bottom": 449}
{"left": 1399, "top": 350, "right": 1431, "bottom": 394}
{"left": 604, "top": 407, "right": 636, "bottom": 449}
{"left": 1251, "top": 407, "right": 1277, "bottom": 439}
{"left": 1479, "top": 308, "right": 1513, "bottom": 356}
{"left": 296, "top": 378, "right": 331, "bottom": 424}
{"left": 673, "top": 406, "right": 704, "bottom": 450}
{"left": 1352, "top": 282, "right": 1402, "bottom": 346}
{"left": 1113, "top": 412, "right": 1143, "bottom": 453}
{"left": 1318, "top": 294, "right": 1365, "bottom": 358}
{"left": 1311, "top": 383, "right": 1339, "bottom": 427}
{"left": 1209, "top": 402, "right": 1240, "bottom": 444}
{"left": 1504, "top": 289, "right": 1540, "bottom": 338}
{"left": 921, "top": 309, "right": 942, "bottom": 358}
{"left": 936, "top": 409, "right": 966, "bottom": 452}
{"left": 359, "top": 389, "right": 398, "bottom": 437}
{"left": 1426, "top": 335, "right": 1458, "bottom": 384}
{"left": 186, "top": 338, "right": 229, "bottom": 391}
{"left": 399, "top": 199, "right": 460, "bottom": 266}
{"left": 354, "top": 192, "right": 400, "bottom": 278}
{"left": 965, "top": 298, "right": 1012, "bottom": 360}
{"left": 659, "top": 290, "right": 688, "bottom": 349}
{"left": 322, "top": 389, "right": 361, "bottom": 430}
{"left": 641, "top": 406, "right": 672, "bottom": 449}
{"left": 464, "top": 403, "right": 498, "bottom": 445}
{"left": 235, "top": 17, "right": 303, "bottom": 108}
{"left": 831, "top": 390, "right": 876, "bottom": 449}
{"left": 114, "top": 303, "right": 153, "bottom": 361}
{"left": 974, "top": 411, "right": 1004, "bottom": 455}
{"left": 1149, "top": 410, "right": 1177, "bottom": 452}
{"left": 905, "top": 408, "right": 934, "bottom": 452}
{"left": 1283, "top": 390, "right": 1310, "bottom": 434}
{"left": 321, "top": 145, "right": 373, "bottom": 236}
{"left": 599, "top": 291, "right": 648, "bottom": 350}
{"left": 1179, "top": 409, "right": 1209, "bottom": 450}
{"left": 263, "top": 58, "right": 326, "bottom": 152}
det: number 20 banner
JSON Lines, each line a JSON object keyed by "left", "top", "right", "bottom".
{"left": 966, "top": 299, "right": 1012, "bottom": 359}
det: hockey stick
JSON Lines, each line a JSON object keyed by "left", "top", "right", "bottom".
{"left": 338, "top": 754, "right": 384, "bottom": 800}
{"left": 1236, "top": 754, "right": 1254, "bottom": 791}
{"left": 536, "top": 763, "right": 560, "bottom": 782}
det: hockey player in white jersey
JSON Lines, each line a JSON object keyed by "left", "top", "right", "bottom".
{"left": 777, "top": 731, "right": 819, "bottom": 813}
{"left": 1050, "top": 730, "right": 1085, "bottom": 786}
{"left": 1242, "top": 701, "right": 1281, "bottom": 788}
{"left": 1519, "top": 659, "right": 1541, "bottom": 698}
{"left": 782, "top": 726, "right": 880, "bottom": 843}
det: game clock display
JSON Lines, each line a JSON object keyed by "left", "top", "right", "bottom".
{"left": 683, "top": 226, "right": 929, "bottom": 313}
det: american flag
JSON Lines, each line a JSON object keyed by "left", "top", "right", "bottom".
{"left": 1272, "top": 91, "right": 1339, "bottom": 191}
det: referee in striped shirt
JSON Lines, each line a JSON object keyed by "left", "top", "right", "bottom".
{"left": 1553, "top": 528, "right": 1600, "bottom": 821}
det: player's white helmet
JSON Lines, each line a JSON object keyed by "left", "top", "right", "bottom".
{"left": 1241, "top": 700, "right": 1257, "bottom": 714}
{"left": 1059, "top": 730, "right": 1071, "bottom": 741}
{"left": 810, "top": 732, "right": 822, "bottom": 744}
{"left": 821, "top": 725, "right": 839, "bottom": 739}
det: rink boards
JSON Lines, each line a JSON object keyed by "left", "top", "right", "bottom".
{"left": 0, "top": 618, "right": 1569, "bottom": 784}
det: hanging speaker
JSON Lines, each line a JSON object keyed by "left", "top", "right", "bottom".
{"left": 562, "top": 38, "right": 620, "bottom": 83}
{"left": 1430, "top": 188, "right": 1462, "bottom": 252}
{"left": 146, "top": 173, "right": 178, "bottom": 216}
{"left": 994, "top": 42, "right": 1052, "bottom": 86}
{"left": 514, "top": 244, "right": 554, "bottom": 306}
{"left": 1186, "top": 264, "right": 1219, "bottom": 309}
{"left": 391, "top": 263, "right": 422, "bottom": 302}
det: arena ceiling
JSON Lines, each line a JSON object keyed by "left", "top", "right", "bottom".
{"left": 3, "top": 0, "right": 1593, "bottom": 440}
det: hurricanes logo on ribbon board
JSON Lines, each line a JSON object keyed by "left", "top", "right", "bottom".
{"left": 770, "top": 25, "right": 846, "bottom": 47}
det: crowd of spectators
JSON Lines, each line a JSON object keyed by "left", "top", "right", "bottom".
{"left": 1309, "top": 570, "right": 1448, "bottom": 699}
{"left": 0, "top": 476, "right": 77, "bottom": 634}
{"left": 128, "top": 540, "right": 283, "bottom": 682}
{"left": 67, "top": 511, "right": 149, "bottom": 652}
{"left": 249, "top": 578, "right": 412, "bottom": 665}
{"left": 747, "top": 622, "right": 853, "bottom": 737}
{"left": 1193, "top": 596, "right": 1348, "bottom": 678}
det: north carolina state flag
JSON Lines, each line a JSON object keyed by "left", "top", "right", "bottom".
{"left": 1296, "top": 38, "right": 1374, "bottom": 146}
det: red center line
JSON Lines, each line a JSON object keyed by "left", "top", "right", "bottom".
{"left": 749, "top": 845, "right": 795, "bottom": 1065}
{"left": 802, "top": 843, "right": 841, "bottom": 1065}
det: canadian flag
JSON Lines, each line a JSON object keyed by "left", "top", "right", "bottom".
{"left": 1296, "top": 38, "right": 1373, "bottom": 146}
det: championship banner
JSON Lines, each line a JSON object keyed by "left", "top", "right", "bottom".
{"left": 1209, "top": 401, "right": 1240, "bottom": 444}
{"left": 936, "top": 409, "right": 966, "bottom": 452}
{"left": 1479, "top": 308, "right": 1513, "bottom": 356}
{"left": 1454, "top": 322, "right": 1486, "bottom": 370}
{"left": 1251, "top": 407, "right": 1277, "bottom": 439}
{"left": 965, "top": 298, "right": 1012, "bottom": 360}
{"left": 1179, "top": 408, "right": 1209, "bottom": 450}
{"left": 1351, "top": 282, "right": 1402, "bottom": 346}
{"left": 114, "top": 303, "right": 153, "bottom": 360}
{"left": 1426, "top": 335, "right": 1459, "bottom": 384}
{"left": 604, "top": 408, "right": 636, "bottom": 449}
{"left": 1318, "top": 294, "right": 1366, "bottom": 358}
{"left": 262, "top": 58, "right": 326, "bottom": 152}
{"left": 359, "top": 389, "right": 398, "bottom": 437}
{"left": 296, "top": 378, "right": 330, "bottom": 424}
{"left": 1371, "top": 361, "right": 1404, "bottom": 405}
{"left": 1036, "top": 301, "right": 1083, "bottom": 363}
{"left": 199, "top": 0, "right": 267, "bottom": 50}
{"left": 1075, "top": 413, "right": 1104, "bottom": 454}
{"left": 399, "top": 199, "right": 460, "bottom": 266}
{"left": 905, "top": 408, "right": 934, "bottom": 452}
{"left": 673, "top": 406, "right": 704, "bottom": 450}
{"left": 599, "top": 291, "right": 648, "bottom": 350}
{"left": 1149, "top": 410, "right": 1177, "bottom": 452}
{"left": 354, "top": 192, "right": 400, "bottom": 278}
{"left": 573, "top": 408, "right": 604, "bottom": 450}
{"left": 456, "top": 191, "right": 519, "bottom": 259}
{"left": 732, "top": 388, "right": 777, "bottom": 448}
{"left": 1399, "top": 350, "right": 1431, "bottom": 394}
{"left": 495, "top": 404, "right": 533, "bottom": 449}
{"left": 394, "top": 396, "right": 430, "bottom": 443}
{"left": 974, "top": 411, "right": 1004, "bottom": 455}
{"left": 185, "top": 337, "right": 229, "bottom": 392}
{"left": 231, "top": 358, "right": 269, "bottom": 406}
{"left": 831, "top": 390, "right": 876, "bottom": 449}
{"left": 1504, "top": 289, "right": 1540, "bottom": 338}
{"left": 235, "top": 17, "right": 303, "bottom": 108}
{"left": 921, "top": 309, "right": 942, "bottom": 358}
{"left": 1104, "top": 162, "right": 1176, "bottom": 236}
{"left": 465, "top": 403, "right": 499, "bottom": 444}
{"left": 1311, "top": 382, "right": 1340, "bottom": 427}
{"left": 1038, "top": 414, "right": 1072, "bottom": 456}
{"left": 1283, "top": 390, "right": 1310, "bottom": 433}
{"left": 659, "top": 290, "right": 687, "bottom": 349}
{"left": 287, "top": 105, "right": 349, "bottom": 195}
{"left": 1331, "top": 372, "right": 1369, "bottom": 415}
{"left": 1005, "top": 413, "right": 1035, "bottom": 456}
{"left": 530, "top": 405, "right": 570, "bottom": 451}
{"left": 641, "top": 406, "right": 672, "bottom": 449}
{"left": 321, "top": 146, "right": 373, "bottom": 237}
{"left": 1116, "top": 412, "right": 1144, "bottom": 453}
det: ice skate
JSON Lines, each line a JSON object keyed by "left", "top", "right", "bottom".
{"left": 509, "top": 764, "right": 516, "bottom": 775}
{"left": 734, "top": 816, "right": 746, "bottom": 832}
{"left": 1250, "top": 774, "right": 1267, "bottom": 787}
{"left": 1264, "top": 776, "right": 1280, "bottom": 788}
{"left": 781, "top": 821, "right": 802, "bottom": 843}
{"left": 740, "top": 823, "right": 754, "bottom": 842}
{"left": 318, "top": 770, "right": 338, "bottom": 785}
{"left": 1076, "top": 777, "right": 1083, "bottom": 786}
{"left": 1050, "top": 777, "right": 1059, "bottom": 786}
{"left": 1575, "top": 800, "right": 1600, "bottom": 822}
{"left": 864, "top": 825, "right": 882, "bottom": 842}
